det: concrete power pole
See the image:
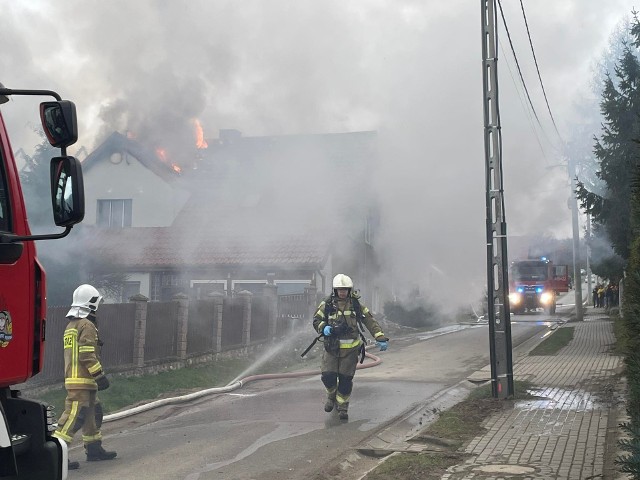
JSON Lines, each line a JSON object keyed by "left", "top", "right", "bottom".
{"left": 586, "top": 213, "right": 592, "bottom": 305}
{"left": 569, "top": 157, "right": 584, "bottom": 320}
{"left": 481, "top": 0, "right": 514, "bottom": 398}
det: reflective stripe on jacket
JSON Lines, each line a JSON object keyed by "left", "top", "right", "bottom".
{"left": 63, "top": 318, "right": 103, "bottom": 390}
{"left": 312, "top": 296, "right": 385, "bottom": 353}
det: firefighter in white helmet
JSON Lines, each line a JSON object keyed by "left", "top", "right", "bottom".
{"left": 312, "top": 274, "right": 388, "bottom": 420}
{"left": 53, "top": 284, "right": 117, "bottom": 470}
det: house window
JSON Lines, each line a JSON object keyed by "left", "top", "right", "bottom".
{"left": 232, "top": 281, "right": 267, "bottom": 296}
{"left": 275, "top": 280, "right": 311, "bottom": 295}
{"left": 121, "top": 281, "right": 141, "bottom": 302}
{"left": 150, "top": 272, "right": 183, "bottom": 301}
{"left": 97, "top": 199, "right": 132, "bottom": 228}
{"left": 190, "top": 280, "right": 226, "bottom": 299}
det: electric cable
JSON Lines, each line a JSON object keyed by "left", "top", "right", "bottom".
{"left": 499, "top": 38, "right": 549, "bottom": 163}
{"left": 496, "top": 0, "right": 545, "bottom": 137}
{"left": 519, "top": 0, "right": 563, "bottom": 142}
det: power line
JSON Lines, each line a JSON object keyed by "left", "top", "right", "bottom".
{"left": 499, "top": 38, "right": 549, "bottom": 163}
{"left": 519, "top": 0, "right": 563, "bottom": 142}
{"left": 496, "top": 0, "right": 557, "bottom": 153}
{"left": 496, "top": 0, "right": 543, "bottom": 129}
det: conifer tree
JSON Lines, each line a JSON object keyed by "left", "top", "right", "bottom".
{"left": 577, "top": 13, "right": 640, "bottom": 260}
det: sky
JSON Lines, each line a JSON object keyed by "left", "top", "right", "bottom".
{"left": 0, "top": 0, "right": 635, "bottom": 310}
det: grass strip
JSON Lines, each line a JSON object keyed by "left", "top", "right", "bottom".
{"left": 363, "top": 380, "right": 535, "bottom": 480}
{"left": 528, "top": 326, "right": 574, "bottom": 356}
{"left": 33, "top": 346, "right": 311, "bottom": 416}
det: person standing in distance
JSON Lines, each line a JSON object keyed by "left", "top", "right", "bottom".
{"left": 312, "top": 274, "right": 388, "bottom": 420}
{"left": 53, "top": 284, "right": 117, "bottom": 470}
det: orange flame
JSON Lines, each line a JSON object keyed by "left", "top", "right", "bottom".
{"left": 193, "top": 119, "right": 208, "bottom": 149}
{"left": 156, "top": 148, "right": 167, "bottom": 162}
{"left": 172, "top": 163, "right": 182, "bottom": 174}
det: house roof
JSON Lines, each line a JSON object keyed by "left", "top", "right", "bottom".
{"left": 80, "top": 129, "right": 376, "bottom": 272}
{"left": 81, "top": 132, "right": 180, "bottom": 182}
{"left": 79, "top": 226, "right": 331, "bottom": 270}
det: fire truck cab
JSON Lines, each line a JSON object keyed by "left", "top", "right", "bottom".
{"left": 508, "top": 258, "right": 570, "bottom": 315}
{"left": 0, "top": 84, "right": 84, "bottom": 479}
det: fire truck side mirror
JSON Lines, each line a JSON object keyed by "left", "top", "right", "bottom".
{"left": 39, "top": 100, "right": 78, "bottom": 149}
{"left": 50, "top": 156, "right": 85, "bottom": 227}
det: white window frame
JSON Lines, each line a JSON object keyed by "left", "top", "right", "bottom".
{"left": 231, "top": 280, "right": 267, "bottom": 293}
{"left": 97, "top": 198, "right": 132, "bottom": 228}
{"left": 230, "top": 279, "right": 312, "bottom": 294}
{"left": 190, "top": 280, "right": 227, "bottom": 293}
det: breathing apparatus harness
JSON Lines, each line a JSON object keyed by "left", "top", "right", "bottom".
{"left": 301, "top": 292, "right": 367, "bottom": 363}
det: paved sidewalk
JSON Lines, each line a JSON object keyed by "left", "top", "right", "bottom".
{"left": 439, "top": 308, "right": 627, "bottom": 479}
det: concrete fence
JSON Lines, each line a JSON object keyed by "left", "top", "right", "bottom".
{"left": 28, "top": 284, "right": 319, "bottom": 387}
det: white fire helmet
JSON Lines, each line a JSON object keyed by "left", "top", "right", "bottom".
{"left": 332, "top": 274, "right": 353, "bottom": 290}
{"left": 66, "top": 284, "right": 103, "bottom": 319}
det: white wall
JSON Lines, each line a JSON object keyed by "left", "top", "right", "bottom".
{"left": 82, "top": 153, "right": 189, "bottom": 227}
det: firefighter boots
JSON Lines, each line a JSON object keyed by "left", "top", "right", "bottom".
{"left": 337, "top": 402, "right": 349, "bottom": 421}
{"left": 85, "top": 441, "right": 117, "bottom": 461}
{"left": 324, "top": 397, "right": 335, "bottom": 412}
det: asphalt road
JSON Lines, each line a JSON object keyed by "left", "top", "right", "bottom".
{"left": 69, "top": 293, "right": 577, "bottom": 480}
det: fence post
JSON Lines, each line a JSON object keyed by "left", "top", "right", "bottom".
{"left": 130, "top": 294, "right": 149, "bottom": 368}
{"left": 262, "top": 283, "right": 278, "bottom": 339}
{"left": 238, "top": 290, "right": 252, "bottom": 346}
{"left": 208, "top": 291, "right": 224, "bottom": 353}
{"left": 173, "top": 293, "right": 189, "bottom": 360}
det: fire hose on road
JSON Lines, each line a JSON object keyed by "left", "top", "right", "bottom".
{"left": 103, "top": 348, "right": 382, "bottom": 423}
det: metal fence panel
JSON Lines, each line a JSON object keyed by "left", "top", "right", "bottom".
{"left": 98, "top": 303, "right": 136, "bottom": 368}
{"left": 222, "top": 298, "right": 243, "bottom": 348}
{"left": 145, "top": 301, "right": 178, "bottom": 361}
{"left": 277, "top": 293, "right": 310, "bottom": 335}
{"left": 27, "top": 306, "right": 68, "bottom": 386}
{"left": 187, "top": 300, "right": 215, "bottom": 355}
{"left": 250, "top": 297, "right": 269, "bottom": 342}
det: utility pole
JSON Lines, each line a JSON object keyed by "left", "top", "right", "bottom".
{"left": 481, "top": 0, "right": 514, "bottom": 398}
{"left": 586, "top": 213, "right": 592, "bottom": 305}
{"left": 569, "top": 157, "right": 584, "bottom": 320}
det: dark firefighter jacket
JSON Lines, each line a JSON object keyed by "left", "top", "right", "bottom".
{"left": 312, "top": 293, "right": 386, "bottom": 358}
{"left": 62, "top": 317, "right": 105, "bottom": 390}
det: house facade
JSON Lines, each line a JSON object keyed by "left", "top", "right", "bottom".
{"left": 79, "top": 129, "right": 382, "bottom": 313}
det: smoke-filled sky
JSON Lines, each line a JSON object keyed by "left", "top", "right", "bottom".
{"left": 1, "top": 0, "right": 634, "bottom": 307}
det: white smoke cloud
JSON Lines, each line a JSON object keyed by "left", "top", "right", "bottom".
{"left": 0, "top": 0, "right": 633, "bottom": 309}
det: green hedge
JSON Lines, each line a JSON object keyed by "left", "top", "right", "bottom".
{"left": 617, "top": 237, "right": 640, "bottom": 473}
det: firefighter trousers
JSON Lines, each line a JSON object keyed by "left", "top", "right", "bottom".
{"left": 320, "top": 348, "right": 359, "bottom": 410}
{"left": 53, "top": 389, "right": 103, "bottom": 445}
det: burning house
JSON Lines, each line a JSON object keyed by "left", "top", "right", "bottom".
{"left": 77, "top": 127, "right": 382, "bottom": 312}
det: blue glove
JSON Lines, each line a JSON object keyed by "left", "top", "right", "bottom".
{"left": 323, "top": 325, "right": 333, "bottom": 336}
{"left": 376, "top": 341, "right": 388, "bottom": 351}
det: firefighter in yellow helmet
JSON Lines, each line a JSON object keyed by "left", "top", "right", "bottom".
{"left": 53, "top": 284, "right": 116, "bottom": 470}
{"left": 312, "top": 274, "right": 388, "bottom": 420}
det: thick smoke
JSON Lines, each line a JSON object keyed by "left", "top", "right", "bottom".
{"left": 0, "top": 0, "right": 632, "bottom": 310}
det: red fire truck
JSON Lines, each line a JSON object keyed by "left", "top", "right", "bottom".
{"left": 508, "top": 257, "right": 570, "bottom": 315}
{"left": 0, "top": 84, "right": 84, "bottom": 479}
